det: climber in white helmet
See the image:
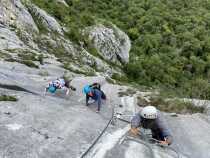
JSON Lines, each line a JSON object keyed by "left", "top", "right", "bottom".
{"left": 130, "top": 106, "right": 173, "bottom": 145}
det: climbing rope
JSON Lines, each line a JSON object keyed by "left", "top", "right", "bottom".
{"left": 124, "top": 135, "right": 155, "bottom": 158}
{"left": 147, "top": 137, "right": 180, "bottom": 158}
{"left": 121, "top": 131, "right": 180, "bottom": 158}
{"left": 80, "top": 107, "right": 114, "bottom": 158}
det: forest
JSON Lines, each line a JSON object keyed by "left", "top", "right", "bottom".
{"left": 32, "top": 0, "right": 210, "bottom": 99}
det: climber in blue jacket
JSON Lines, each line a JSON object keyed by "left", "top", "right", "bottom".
{"left": 83, "top": 83, "right": 106, "bottom": 113}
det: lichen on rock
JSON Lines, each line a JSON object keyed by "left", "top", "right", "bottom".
{"left": 84, "top": 24, "right": 131, "bottom": 65}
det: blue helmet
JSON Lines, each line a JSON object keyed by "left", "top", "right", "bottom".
{"left": 83, "top": 85, "right": 91, "bottom": 94}
{"left": 48, "top": 86, "right": 56, "bottom": 93}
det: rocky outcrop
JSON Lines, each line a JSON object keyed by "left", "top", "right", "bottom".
{"left": 0, "top": 0, "right": 39, "bottom": 49}
{"left": 85, "top": 24, "right": 131, "bottom": 64}
{"left": 55, "top": 0, "right": 69, "bottom": 7}
{"left": 0, "top": 0, "right": 129, "bottom": 77}
{"left": 0, "top": 0, "right": 38, "bottom": 33}
{"left": 37, "top": 34, "right": 120, "bottom": 76}
{"left": 28, "top": 4, "right": 63, "bottom": 35}
{"left": 0, "top": 26, "right": 25, "bottom": 50}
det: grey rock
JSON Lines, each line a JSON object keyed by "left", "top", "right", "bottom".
{"left": 0, "top": 0, "right": 126, "bottom": 77}
{"left": 0, "top": 62, "right": 113, "bottom": 158}
{"left": 55, "top": 0, "right": 69, "bottom": 7}
{"left": 28, "top": 4, "right": 63, "bottom": 35}
{"left": 0, "top": 27, "right": 25, "bottom": 50}
{"left": 85, "top": 24, "right": 131, "bottom": 64}
{"left": 1, "top": 60, "right": 210, "bottom": 158}
{"left": 79, "top": 48, "right": 124, "bottom": 76}
{"left": 0, "top": 0, "right": 38, "bottom": 33}
{"left": 37, "top": 35, "right": 74, "bottom": 55}
{"left": 37, "top": 34, "right": 121, "bottom": 76}
{"left": 0, "top": 0, "right": 39, "bottom": 49}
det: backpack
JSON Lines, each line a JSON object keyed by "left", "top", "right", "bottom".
{"left": 90, "top": 83, "right": 101, "bottom": 90}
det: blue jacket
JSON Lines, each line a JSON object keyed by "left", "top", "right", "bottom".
{"left": 86, "top": 89, "right": 103, "bottom": 111}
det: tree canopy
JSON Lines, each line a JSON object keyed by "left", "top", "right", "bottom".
{"left": 32, "top": 0, "right": 210, "bottom": 99}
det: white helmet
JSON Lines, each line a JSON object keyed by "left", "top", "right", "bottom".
{"left": 141, "top": 106, "right": 158, "bottom": 119}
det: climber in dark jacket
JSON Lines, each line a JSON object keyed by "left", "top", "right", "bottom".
{"left": 130, "top": 106, "right": 173, "bottom": 145}
{"left": 83, "top": 83, "right": 106, "bottom": 112}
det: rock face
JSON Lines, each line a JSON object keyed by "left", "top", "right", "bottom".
{"left": 0, "top": 0, "right": 39, "bottom": 49}
{"left": 28, "top": 4, "right": 64, "bottom": 35}
{"left": 0, "top": 0, "right": 129, "bottom": 77}
{"left": 0, "top": 0, "right": 38, "bottom": 33}
{"left": 0, "top": 26, "right": 25, "bottom": 50}
{"left": 85, "top": 24, "right": 131, "bottom": 64}
{"left": 1, "top": 60, "right": 210, "bottom": 158}
{"left": 1, "top": 1, "right": 210, "bottom": 158}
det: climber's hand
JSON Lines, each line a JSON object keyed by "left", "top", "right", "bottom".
{"left": 159, "top": 140, "right": 169, "bottom": 146}
{"left": 129, "top": 128, "right": 139, "bottom": 136}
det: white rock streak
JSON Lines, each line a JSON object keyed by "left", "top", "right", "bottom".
{"left": 121, "top": 96, "right": 136, "bottom": 115}
{"left": 6, "top": 124, "right": 23, "bottom": 131}
{"left": 125, "top": 142, "right": 147, "bottom": 158}
{"left": 89, "top": 125, "right": 130, "bottom": 158}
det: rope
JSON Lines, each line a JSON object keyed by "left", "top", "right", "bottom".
{"left": 80, "top": 107, "right": 114, "bottom": 158}
{"left": 117, "top": 117, "right": 130, "bottom": 124}
{"left": 125, "top": 135, "right": 155, "bottom": 158}
{"left": 123, "top": 133, "right": 181, "bottom": 158}
{"left": 147, "top": 137, "right": 180, "bottom": 158}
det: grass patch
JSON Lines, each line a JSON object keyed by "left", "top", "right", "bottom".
{"left": 137, "top": 95, "right": 205, "bottom": 114}
{"left": 20, "top": 60, "right": 39, "bottom": 68}
{"left": 0, "top": 51, "right": 12, "bottom": 59}
{"left": 28, "top": 7, "right": 49, "bottom": 34}
{"left": 38, "top": 54, "right": 44, "bottom": 65}
{"left": 17, "top": 51, "right": 44, "bottom": 65}
{"left": 105, "top": 77, "right": 116, "bottom": 84}
{"left": 4, "top": 58, "right": 16, "bottom": 62}
{"left": 112, "top": 73, "right": 128, "bottom": 83}
{"left": 38, "top": 70, "right": 49, "bottom": 76}
{"left": 118, "top": 88, "right": 136, "bottom": 97}
{"left": 137, "top": 95, "right": 150, "bottom": 106}
{"left": 63, "top": 63, "right": 96, "bottom": 76}
{"left": 18, "top": 52, "right": 37, "bottom": 61}
{"left": 4, "top": 57, "right": 39, "bottom": 68}
{"left": 3, "top": 49, "right": 43, "bottom": 68}
{"left": 0, "top": 95, "right": 18, "bottom": 102}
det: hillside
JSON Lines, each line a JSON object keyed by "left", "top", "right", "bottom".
{"left": 1, "top": 0, "right": 210, "bottom": 99}
{"left": 1, "top": 0, "right": 210, "bottom": 158}
{"left": 31, "top": 0, "right": 210, "bottom": 99}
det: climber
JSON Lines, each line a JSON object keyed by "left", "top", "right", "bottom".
{"left": 89, "top": 82, "right": 106, "bottom": 99}
{"left": 44, "top": 78, "right": 76, "bottom": 95}
{"left": 83, "top": 83, "right": 106, "bottom": 113}
{"left": 130, "top": 106, "right": 173, "bottom": 145}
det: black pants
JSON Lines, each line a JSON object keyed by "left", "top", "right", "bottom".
{"left": 91, "top": 83, "right": 106, "bottom": 100}
{"left": 152, "top": 131, "right": 165, "bottom": 141}
{"left": 101, "top": 91, "right": 106, "bottom": 100}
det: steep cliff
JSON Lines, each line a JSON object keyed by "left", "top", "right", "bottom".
{"left": 0, "top": 0, "right": 130, "bottom": 77}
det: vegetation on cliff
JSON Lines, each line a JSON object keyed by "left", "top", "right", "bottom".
{"left": 31, "top": 0, "right": 210, "bottom": 99}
